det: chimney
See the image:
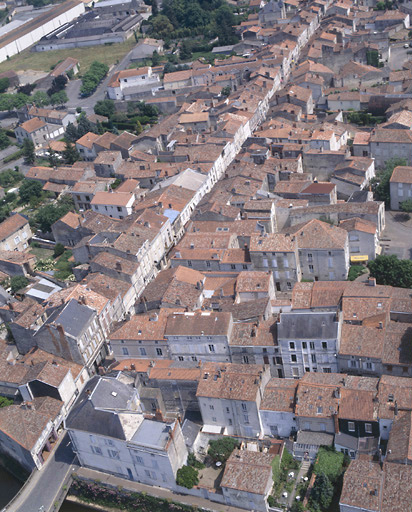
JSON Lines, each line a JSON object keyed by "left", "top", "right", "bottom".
{"left": 368, "top": 277, "right": 376, "bottom": 287}
{"left": 378, "top": 321, "right": 383, "bottom": 329}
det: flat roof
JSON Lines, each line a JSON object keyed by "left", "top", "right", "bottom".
{"left": 131, "top": 419, "right": 171, "bottom": 449}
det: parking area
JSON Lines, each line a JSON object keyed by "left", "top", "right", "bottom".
{"left": 389, "top": 42, "right": 412, "bottom": 70}
{"left": 380, "top": 211, "right": 412, "bottom": 260}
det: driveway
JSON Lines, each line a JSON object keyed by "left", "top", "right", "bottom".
{"left": 380, "top": 211, "right": 412, "bottom": 260}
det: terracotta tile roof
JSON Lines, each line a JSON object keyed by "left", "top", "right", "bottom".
{"left": 165, "top": 311, "right": 232, "bottom": 337}
{"left": 221, "top": 450, "right": 274, "bottom": 495}
{"left": 21, "top": 117, "right": 46, "bottom": 133}
{"left": 340, "top": 460, "right": 383, "bottom": 512}
{"left": 249, "top": 233, "right": 297, "bottom": 252}
{"left": 196, "top": 362, "right": 267, "bottom": 401}
{"left": 338, "top": 388, "right": 378, "bottom": 422}
{"left": 339, "top": 217, "right": 377, "bottom": 235}
{"left": 0, "top": 214, "right": 28, "bottom": 242}
{"left": 110, "top": 309, "right": 172, "bottom": 341}
{"left": 386, "top": 411, "right": 412, "bottom": 464}
{"left": 0, "top": 397, "right": 63, "bottom": 450}
{"left": 76, "top": 132, "right": 100, "bottom": 149}
{"left": 340, "top": 323, "right": 385, "bottom": 358}
{"left": 91, "top": 191, "right": 133, "bottom": 207}
{"left": 235, "top": 271, "right": 271, "bottom": 293}
{"left": 390, "top": 166, "right": 412, "bottom": 184}
{"left": 260, "top": 378, "right": 298, "bottom": 412}
{"left": 288, "top": 218, "right": 347, "bottom": 250}
{"left": 378, "top": 375, "right": 412, "bottom": 420}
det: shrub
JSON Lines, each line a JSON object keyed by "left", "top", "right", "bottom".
{"left": 187, "top": 452, "right": 205, "bottom": 469}
{"left": 348, "top": 265, "right": 366, "bottom": 281}
{"left": 53, "top": 243, "right": 65, "bottom": 257}
{"left": 10, "top": 275, "right": 29, "bottom": 293}
{"left": 176, "top": 465, "right": 199, "bottom": 489}
{"left": 0, "top": 396, "right": 13, "bottom": 408}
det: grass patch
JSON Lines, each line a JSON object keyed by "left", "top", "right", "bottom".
{"left": 348, "top": 265, "right": 367, "bottom": 281}
{"left": 29, "top": 246, "right": 54, "bottom": 260}
{"left": 314, "top": 447, "right": 345, "bottom": 484}
{"left": 0, "top": 39, "right": 136, "bottom": 74}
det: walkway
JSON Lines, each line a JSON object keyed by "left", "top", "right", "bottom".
{"left": 287, "top": 460, "right": 310, "bottom": 508}
{"left": 76, "top": 467, "right": 247, "bottom": 512}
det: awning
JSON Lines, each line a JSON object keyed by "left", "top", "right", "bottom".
{"left": 350, "top": 255, "right": 368, "bottom": 262}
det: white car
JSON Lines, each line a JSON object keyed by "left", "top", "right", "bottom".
{"left": 404, "top": 44, "right": 409, "bottom": 49}
{"left": 282, "top": 492, "right": 288, "bottom": 498}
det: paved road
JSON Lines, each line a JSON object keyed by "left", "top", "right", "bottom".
{"left": 66, "top": 45, "right": 136, "bottom": 113}
{"left": 8, "top": 432, "right": 77, "bottom": 512}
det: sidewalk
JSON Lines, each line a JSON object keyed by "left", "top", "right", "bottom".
{"left": 76, "top": 467, "right": 247, "bottom": 512}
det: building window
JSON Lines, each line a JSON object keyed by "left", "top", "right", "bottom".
{"left": 243, "top": 355, "right": 249, "bottom": 364}
{"left": 289, "top": 342, "right": 295, "bottom": 350}
{"left": 140, "top": 348, "right": 146, "bottom": 356}
{"left": 311, "top": 354, "right": 316, "bottom": 363}
{"left": 108, "top": 450, "right": 120, "bottom": 459}
{"left": 365, "top": 423, "right": 372, "bottom": 433}
{"left": 192, "top": 356, "right": 197, "bottom": 361}
{"left": 122, "top": 347, "right": 129, "bottom": 355}
{"left": 243, "top": 414, "right": 249, "bottom": 424}
{"left": 323, "top": 368, "right": 331, "bottom": 373}
{"left": 291, "top": 354, "right": 297, "bottom": 362}
{"left": 178, "top": 356, "right": 184, "bottom": 361}
{"left": 242, "top": 403, "right": 247, "bottom": 411}
{"left": 317, "top": 406, "right": 323, "bottom": 414}
{"left": 91, "top": 446, "right": 102, "bottom": 455}
{"left": 212, "top": 417, "right": 217, "bottom": 422}
{"left": 228, "top": 418, "right": 233, "bottom": 425}
{"left": 208, "top": 344, "right": 215, "bottom": 353}
{"left": 309, "top": 264, "right": 314, "bottom": 273}
{"left": 209, "top": 405, "right": 214, "bottom": 410}
{"left": 156, "top": 348, "right": 163, "bottom": 356}
{"left": 310, "top": 342, "right": 315, "bottom": 350}
{"left": 388, "top": 394, "right": 394, "bottom": 402}
{"left": 322, "top": 342, "right": 327, "bottom": 350}
{"left": 302, "top": 342, "right": 307, "bottom": 350}
{"left": 348, "top": 422, "right": 355, "bottom": 432}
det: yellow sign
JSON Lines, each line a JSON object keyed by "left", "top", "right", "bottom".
{"left": 350, "top": 255, "right": 368, "bottom": 262}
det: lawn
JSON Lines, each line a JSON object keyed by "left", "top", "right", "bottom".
{"left": 0, "top": 39, "right": 136, "bottom": 74}
{"left": 29, "top": 246, "right": 54, "bottom": 260}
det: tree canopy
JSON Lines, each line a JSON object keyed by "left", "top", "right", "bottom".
{"left": 372, "top": 157, "right": 408, "bottom": 207}
{"left": 19, "top": 179, "right": 43, "bottom": 204}
{"left": 368, "top": 254, "right": 412, "bottom": 289}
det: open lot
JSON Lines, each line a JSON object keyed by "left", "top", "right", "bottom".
{"left": 381, "top": 211, "right": 412, "bottom": 259}
{"left": 0, "top": 39, "right": 136, "bottom": 74}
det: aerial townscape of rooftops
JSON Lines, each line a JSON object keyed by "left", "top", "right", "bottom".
{"left": 1, "top": 0, "right": 412, "bottom": 510}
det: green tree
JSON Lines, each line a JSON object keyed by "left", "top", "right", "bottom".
{"left": 94, "top": 99, "right": 116, "bottom": 118}
{"left": 0, "top": 77, "right": 9, "bottom": 93}
{"left": 150, "top": 14, "right": 174, "bottom": 38}
{"left": 32, "top": 90, "right": 51, "bottom": 107}
{"left": 77, "top": 114, "right": 96, "bottom": 137}
{"left": 65, "top": 122, "right": 79, "bottom": 142}
{"left": 80, "top": 61, "right": 109, "bottom": 96}
{"left": 176, "top": 465, "right": 199, "bottom": 489}
{"left": 22, "top": 139, "right": 35, "bottom": 164}
{"left": 151, "top": 50, "right": 161, "bottom": 66}
{"left": 19, "top": 179, "right": 43, "bottom": 203}
{"left": 400, "top": 199, "right": 412, "bottom": 213}
{"left": 50, "top": 90, "right": 68, "bottom": 106}
{"left": 48, "top": 148, "right": 59, "bottom": 167}
{"left": 208, "top": 437, "right": 239, "bottom": 463}
{"left": 310, "top": 472, "right": 333, "bottom": 511}
{"left": 47, "top": 74, "right": 68, "bottom": 96}
{"left": 221, "top": 85, "right": 231, "bottom": 96}
{"left": 368, "top": 254, "right": 412, "bottom": 288}
{"left": 179, "top": 40, "right": 192, "bottom": 61}
{"left": 63, "top": 141, "right": 80, "bottom": 165}
{"left": 35, "top": 196, "right": 75, "bottom": 232}
{"left": 371, "top": 158, "right": 408, "bottom": 207}
{"left": 10, "top": 275, "right": 29, "bottom": 293}
{"left": 214, "top": 4, "right": 237, "bottom": 45}
{"left": 290, "top": 503, "right": 304, "bottom": 512}
{"left": 0, "top": 128, "right": 10, "bottom": 150}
